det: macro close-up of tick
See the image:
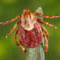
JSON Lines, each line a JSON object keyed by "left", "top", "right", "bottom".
{"left": 0, "top": 8, "right": 60, "bottom": 53}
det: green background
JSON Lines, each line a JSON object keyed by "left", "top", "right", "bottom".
{"left": 0, "top": 0, "right": 60, "bottom": 60}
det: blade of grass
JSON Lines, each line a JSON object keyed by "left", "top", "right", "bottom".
{"left": 26, "top": 7, "right": 45, "bottom": 60}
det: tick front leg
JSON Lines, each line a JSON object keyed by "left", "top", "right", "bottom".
{"left": 40, "top": 24, "right": 49, "bottom": 39}
{"left": 14, "top": 30, "right": 26, "bottom": 53}
{"left": 43, "top": 33, "right": 48, "bottom": 52}
{"left": 6, "top": 23, "right": 17, "bottom": 38}
{"left": 35, "top": 13, "right": 60, "bottom": 18}
{"left": 0, "top": 15, "right": 20, "bottom": 25}
{"left": 37, "top": 18, "right": 57, "bottom": 28}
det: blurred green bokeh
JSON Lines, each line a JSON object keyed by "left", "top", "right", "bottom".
{"left": 0, "top": 0, "right": 60, "bottom": 60}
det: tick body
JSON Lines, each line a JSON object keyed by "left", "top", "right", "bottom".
{"left": 18, "top": 21, "right": 42, "bottom": 48}
{"left": 0, "top": 8, "right": 60, "bottom": 52}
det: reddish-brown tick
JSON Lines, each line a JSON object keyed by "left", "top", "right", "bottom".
{"left": 0, "top": 8, "right": 60, "bottom": 52}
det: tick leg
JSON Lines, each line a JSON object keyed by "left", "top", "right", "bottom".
{"left": 40, "top": 24, "right": 49, "bottom": 39}
{"left": 43, "top": 33, "right": 48, "bottom": 52}
{"left": 14, "top": 29, "right": 19, "bottom": 46}
{"left": 6, "top": 23, "right": 17, "bottom": 38}
{"left": 35, "top": 13, "right": 60, "bottom": 18}
{"left": 0, "top": 15, "right": 20, "bottom": 25}
{"left": 19, "top": 45, "right": 26, "bottom": 53}
{"left": 37, "top": 18, "right": 57, "bottom": 28}
{"left": 14, "top": 30, "right": 26, "bottom": 53}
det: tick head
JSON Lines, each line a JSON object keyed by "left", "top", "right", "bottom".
{"left": 23, "top": 8, "right": 29, "bottom": 13}
{"left": 21, "top": 13, "right": 36, "bottom": 31}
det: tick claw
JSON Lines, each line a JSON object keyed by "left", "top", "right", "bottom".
{"left": 24, "top": 50, "right": 27, "bottom": 53}
{"left": 55, "top": 27, "right": 57, "bottom": 29}
{"left": 6, "top": 36, "right": 8, "bottom": 38}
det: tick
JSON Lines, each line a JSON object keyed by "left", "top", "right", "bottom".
{"left": 0, "top": 8, "right": 60, "bottom": 52}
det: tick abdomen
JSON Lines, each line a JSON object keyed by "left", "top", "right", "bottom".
{"left": 18, "top": 22, "right": 43, "bottom": 48}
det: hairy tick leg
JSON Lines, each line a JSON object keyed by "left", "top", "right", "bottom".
{"left": 40, "top": 24, "right": 49, "bottom": 39}
{"left": 43, "top": 33, "right": 48, "bottom": 52}
{"left": 37, "top": 18, "right": 57, "bottom": 28}
{"left": 14, "top": 29, "right": 19, "bottom": 46}
{"left": 6, "top": 23, "right": 17, "bottom": 38}
{"left": 14, "top": 29, "right": 26, "bottom": 53}
{"left": 19, "top": 45, "right": 27, "bottom": 53}
{"left": 35, "top": 13, "right": 60, "bottom": 18}
{"left": 0, "top": 15, "right": 20, "bottom": 25}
